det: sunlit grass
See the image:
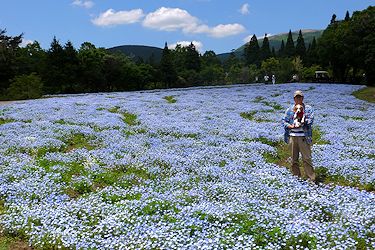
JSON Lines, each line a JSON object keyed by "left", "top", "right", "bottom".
{"left": 163, "top": 96, "right": 177, "bottom": 103}
{"left": 352, "top": 87, "right": 375, "bottom": 103}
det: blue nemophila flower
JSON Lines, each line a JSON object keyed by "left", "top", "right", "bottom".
{"left": 0, "top": 83, "right": 374, "bottom": 249}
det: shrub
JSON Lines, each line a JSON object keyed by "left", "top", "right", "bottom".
{"left": 7, "top": 73, "right": 44, "bottom": 100}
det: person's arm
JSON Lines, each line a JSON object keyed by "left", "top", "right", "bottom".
{"left": 282, "top": 107, "right": 294, "bottom": 129}
{"left": 304, "top": 105, "right": 314, "bottom": 126}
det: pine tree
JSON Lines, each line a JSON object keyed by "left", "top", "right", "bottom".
{"left": 45, "top": 36, "right": 65, "bottom": 93}
{"left": 260, "top": 34, "right": 271, "bottom": 62}
{"left": 185, "top": 42, "right": 201, "bottom": 72}
{"left": 345, "top": 11, "right": 350, "bottom": 21}
{"left": 295, "top": 30, "right": 306, "bottom": 60}
{"left": 244, "top": 34, "right": 260, "bottom": 66}
{"left": 160, "top": 42, "right": 177, "bottom": 88}
{"left": 278, "top": 40, "right": 285, "bottom": 57}
{"left": 305, "top": 36, "right": 317, "bottom": 66}
{"left": 285, "top": 30, "right": 295, "bottom": 57}
{"left": 271, "top": 47, "right": 276, "bottom": 58}
{"left": 330, "top": 14, "right": 337, "bottom": 24}
{"left": 62, "top": 41, "right": 79, "bottom": 93}
{"left": 0, "top": 28, "right": 23, "bottom": 93}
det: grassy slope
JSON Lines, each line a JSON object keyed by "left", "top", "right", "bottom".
{"left": 352, "top": 87, "right": 375, "bottom": 103}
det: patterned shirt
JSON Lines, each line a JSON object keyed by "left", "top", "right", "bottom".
{"left": 282, "top": 103, "right": 314, "bottom": 144}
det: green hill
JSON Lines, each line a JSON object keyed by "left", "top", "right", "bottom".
{"left": 107, "top": 30, "right": 323, "bottom": 63}
{"left": 107, "top": 45, "right": 163, "bottom": 63}
{"left": 217, "top": 29, "right": 323, "bottom": 61}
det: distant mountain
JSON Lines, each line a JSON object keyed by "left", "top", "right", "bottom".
{"left": 217, "top": 29, "right": 323, "bottom": 61}
{"left": 107, "top": 45, "right": 163, "bottom": 63}
{"left": 107, "top": 30, "right": 323, "bottom": 64}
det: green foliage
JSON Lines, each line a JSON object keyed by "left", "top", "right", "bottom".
{"left": 160, "top": 42, "right": 177, "bottom": 88}
{"left": 352, "top": 87, "right": 375, "bottom": 103}
{"left": 285, "top": 30, "right": 295, "bottom": 57}
{"left": 7, "top": 73, "right": 43, "bottom": 100}
{"left": 108, "top": 107, "right": 140, "bottom": 126}
{"left": 312, "top": 127, "right": 330, "bottom": 145}
{"left": 139, "top": 200, "right": 180, "bottom": 216}
{"left": 301, "top": 65, "right": 321, "bottom": 82}
{"left": 295, "top": 30, "right": 306, "bottom": 59}
{"left": 248, "top": 64, "right": 260, "bottom": 82}
{"left": 315, "top": 167, "right": 375, "bottom": 191}
{"left": 163, "top": 96, "right": 177, "bottom": 103}
{"left": 318, "top": 6, "right": 375, "bottom": 84}
{"left": 122, "top": 112, "right": 139, "bottom": 126}
{"left": 277, "top": 58, "right": 295, "bottom": 82}
{"left": 0, "top": 118, "right": 15, "bottom": 125}
{"left": 200, "top": 65, "right": 225, "bottom": 85}
{"left": 240, "top": 111, "right": 257, "bottom": 121}
{"left": 261, "top": 57, "right": 280, "bottom": 76}
{"left": 244, "top": 34, "right": 260, "bottom": 66}
{"left": 259, "top": 34, "right": 271, "bottom": 62}
{"left": 285, "top": 232, "right": 317, "bottom": 249}
{"left": 0, "top": 28, "right": 23, "bottom": 93}
{"left": 63, "top": 133, "right": 97, "bottom": 152}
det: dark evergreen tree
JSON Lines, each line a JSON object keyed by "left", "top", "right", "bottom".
{"left": 160, "top": 42, "right": 177, "bottom": 88}
{"left": 306, "top": 37, "right": 317, "bottom": 66}
{"left": 285, "top": 30, "right": 295, "bottom": 57}
{"left": 62, "top": 41, "right": 79, "bottom": 93}
{"left": 44, "top": 36, "right": 65, "bottom": 93}
{"left": 330, "top": 14, "right": 337, "bottom": 24}
{"left": 260, "top": 34, "right": 271, "bottom": 62}
{"left": 0, "top": 28, "right": 23, "bottom": 94}
{"left": 295, "top": 30, "right": 306, "bottom": 60}
{"left": 271, "top": 47, "right": 276, "bottom": 58}
{"left": 244, "top": 34, "right": 260, "bottom": 66}
{"left": 185, "top": 42, "right": 201, "bottom": 72}
{"left": 345, "top": 11, "right": 350, "bottom": 21}
{"left": 278, "top": 40, "right": 285, "bottom": 57}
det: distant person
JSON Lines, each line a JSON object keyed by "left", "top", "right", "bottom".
{"left": 282, "top": 90, "right": 316, "bottom": 183}
{"left": 272, "top": 75, "right": 276, "bottom": 85}
{"left": 292, "top": 74, "right": 298, "bottom": 82}
{"left": 255, "top": 76, "right": 258, "bottom": 83}
{"left": 264, "top": 75, "right": 269, "bottom": 83}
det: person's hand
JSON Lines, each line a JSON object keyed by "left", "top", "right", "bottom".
{"left": 288, "top": 124, "right": 295, "bottom": 129}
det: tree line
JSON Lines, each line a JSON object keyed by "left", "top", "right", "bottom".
{"left": 0, "top": 6, "right": 373, "bottom": 100}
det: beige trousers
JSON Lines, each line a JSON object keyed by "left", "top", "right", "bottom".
{"left": 289, "top": 136, "right": 315, "bottom": 181}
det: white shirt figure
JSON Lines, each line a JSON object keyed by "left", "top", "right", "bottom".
{"left": 272, "top": 75, "right": 276, "bottom": 85}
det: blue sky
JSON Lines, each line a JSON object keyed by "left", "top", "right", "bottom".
{"left": 1, "top": 0, "right": 373, "bottom": 54}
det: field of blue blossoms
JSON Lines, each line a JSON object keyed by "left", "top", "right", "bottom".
{"left": 0, "top": 83, "right": 374, "bottom": 249}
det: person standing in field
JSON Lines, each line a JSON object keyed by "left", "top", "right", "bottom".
{"left": 282, "top": 90, "right": 316, "bottom": 182}
{"left": 272, "top": 75, "right": 276, "bottom": 85}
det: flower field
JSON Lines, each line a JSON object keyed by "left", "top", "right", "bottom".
{"left": 0, "top": 83, "right": 374, "bottom": 249}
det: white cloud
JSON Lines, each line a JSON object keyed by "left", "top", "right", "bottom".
{"left": 20, "top": 39, "right": 34, "bottom": 47}
{"left": 143, "top": 7, "right": 198, "bottom": 32}
{"left": 208, "top": 24, "right": 246, "bottom": 38}
{"left": 142, "top": 7, "right": 245, "bottom": 38}
{"left": 92, "top": 9, "right": 144, "bottom": 26}
{"left": 72, "top": 0, "right": 94, "bottom": 9}
{"left": 168, "top": 40, "right": 204, "bottom": 52}
{"left": 239, "top": 3, "right": 250, "bottom": 15}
